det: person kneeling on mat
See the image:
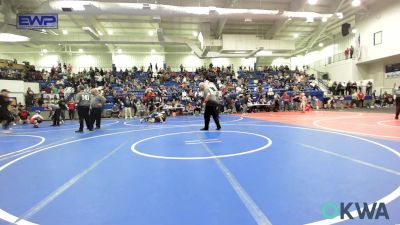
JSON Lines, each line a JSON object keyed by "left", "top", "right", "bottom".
{"left": 30, "top": 111, "right": 44, "bottom": 128}
{"left": 46, "top": 103, "right": 61, "bottom": 126}
{"left": 140, "top": 111, "right": 166, "bottom": 123}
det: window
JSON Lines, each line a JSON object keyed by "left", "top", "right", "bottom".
{"left": 373, "top": 31, "right": 382, "bottom": 45}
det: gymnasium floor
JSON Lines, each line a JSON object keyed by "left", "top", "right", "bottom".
{"left": 0, "top": 111, "right": 399, "bottom": 225}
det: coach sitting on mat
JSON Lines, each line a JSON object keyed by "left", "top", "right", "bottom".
{"left": 90, "top": 88, "right": 106, "bottom": 129}
{"left": 75, "top": 85, "right": 93, "bottom": 133}
{"left": 199, "top": 82, "right": 221, "bottom": 131}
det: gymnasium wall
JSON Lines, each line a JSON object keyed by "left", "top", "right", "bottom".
{"left": 355, "top": 55, "right": 400, "bottom": 93}
{"left": 291, "top": 35, "right": 356, "bottom": 72}
{"left": 1, "top": 51, "right": 258, "bottom": 73}
{"left": 356, "top": 0, "right": 400, "bottom": 63}
{"left": 288, "top": 0, "right": 400, "bottom": 92}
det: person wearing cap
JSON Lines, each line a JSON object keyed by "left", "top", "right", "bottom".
{"left": 199, "top": 82, "right": 221, "bottom": 131}
{"left": 395, "top": 83, "right": 400, "bottom": 120}
{"left": 75, "top": 85, "right": 92, "bottom": 132}
{"left": 30, "top": 111, "right": 44, "bottom": 128}
{"left": 90, "top": 88, "right": 106, "bottom": 129}
{"left": 0, "top": 89, "right": 13, "bottom": 133}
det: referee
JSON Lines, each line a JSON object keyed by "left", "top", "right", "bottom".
{"left": 199, "top": 82, "right": 221, "bottom": 131}
{"left": 90, "top": 88, "right": 106, "bottom": 129}
{"left": 75, "top": 85, "right": 92, "bottom": 132}
{"left": 395, "top": 83, "right": 400, "bottom": 120}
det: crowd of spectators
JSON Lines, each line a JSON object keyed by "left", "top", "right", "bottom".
{"left": 3, "top": 59, "right": 397, "bottom": 125}
{"left": 326, "top": 79, "right": 395, "bottom": 109}
{"left": 1, "top": 61, "right": 327, "bottom": 118}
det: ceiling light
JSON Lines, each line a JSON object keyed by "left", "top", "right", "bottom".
{"left": 192, "top": 31, "right": 198, "bottom": 37}
{"left": 58, "top": 43, "right": 61, "bottom": 46}
{"left": 0, "top": 33, "right": 30, "bottom": 42}
{"left": 293, "top": 33, "right": 299, "bottom": 38}
{"left": 148, "top": 30, "right": 154, "bottom": 36}
{"left": 117, "top": 49, "right": 122, "bottom": 54}
{"left": 98, "top": 31, "right": 103, "bottom": 36}
{"left": 306, "top": 16, "right": 314, "bottom": 23}
{"left": 49, "top": 30, "right": 59, "bottom": 36}
{"left": 39, "top": 53, "right": 44, "bottom": 56}
{"left": 288, "top": 17, "right": 292, "bottom": 21}
{"left": 82, "top": 26, "right": 100, "bottom": 40}
{"left": 352, "top": 0, "right": 361, "bottom": 7}
{"left": 209, "top": 6, "right": 217, "bottom": 13}
{"left": 308, "top": 0, "right": 318, "bottom": 5}
{"left": 107, "top": 30, "right": 113, "bottom": 35}
{"left": 62, "top": 29, "right": 68, "bottom": 35}
{"left": 336, "top": 12, "right": 343, "bottom": 19}
{"left": 352, "top": 28, "right": 357, "bottom": 33}
{"left": 244, "top": 17, "right": 252, "bottom": 23}
{"left": 322, "top": 17, "right": 328, "bottom": 23}
{"left": 79, "top": 48, "right": 84, "bottom": 53}
{"left": 143, "top": 3, "right": 151, "bottom": 10}
{"left": 319, "top": 43, "right": 324, "bottom": 47}
{"left": 50, "top": 1, "right": 92, "bottom": 11}
{"left": 42, "top": 49, "right": 48, "bottom": 54}
{"left": 256, "top": 50, "right": 273, "bottom": 56}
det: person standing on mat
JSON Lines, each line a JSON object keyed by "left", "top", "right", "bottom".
{"left": 0, "top": 89, "right": 12, "bottom": 134}
{"left": 75, "top": 85, "right": 92, "bottom": 132}
{"left": 394, "top": 83, "right": 400, "bottom": 120}
{"left": 199, "top": 82, "right": 221, "bottom": 131}
{"left": 90, "top": 88, "right": 106, "bottom": 129}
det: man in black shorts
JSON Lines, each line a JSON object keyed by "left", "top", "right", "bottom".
{"left": 199, "top": 82, "right": 221, "bottom": 131}
{"left": 75, "top": 85, "right": 92, "bottom": 132}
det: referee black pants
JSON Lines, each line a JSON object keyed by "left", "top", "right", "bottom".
{"left": 52, "top": 109, "right": 61, "bottom": 126}
{"left": 396, "top": 100, "right": 400, "bottom": 119}
{"left": 78, "top": 106, "right": 92, "bottom": 131}
{"left": 203, "top": 105, "right": 221, "bottom": 130}
{"left": 90, "top": 108, "right": 102, "bottom": 128}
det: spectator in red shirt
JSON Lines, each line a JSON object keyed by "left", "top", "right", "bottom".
{"left": 18, "top": 108, "right": 29, "bottom": 125}
{"left": 282, "top": 91, "right": 291, "bottom": 111}
{"left": 344, "top": 48, "right": 350, "bottom": 59}
{"left": 357, "top": 90, "right": 365, "bottom": 107}
{"left": 67, "top": 99, "right": 76, "bottom": 120}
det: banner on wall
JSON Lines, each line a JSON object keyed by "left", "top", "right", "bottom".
{"left": 17, "top": 14, "right": 58, "bottom": 29}
{"left": 385, "top": 63, "right": 400, "bottom": 79}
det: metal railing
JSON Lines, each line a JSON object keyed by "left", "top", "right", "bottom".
{"left": 311, "top": 52, "right": 355, "bottom": 69}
